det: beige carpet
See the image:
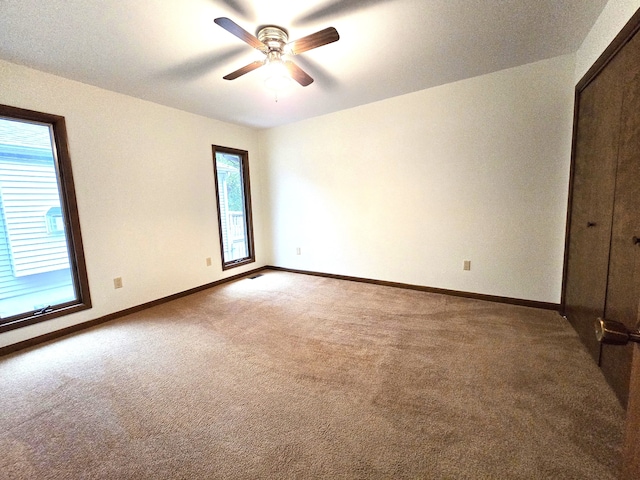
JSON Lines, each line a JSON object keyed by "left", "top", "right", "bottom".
{"left": 0, "top": 270, "right": 625, "bottom": 479}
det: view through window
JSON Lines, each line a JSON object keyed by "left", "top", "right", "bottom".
{"left": 212, "top": 146, "right": 254, "bottom": 269}
{"left": 0, "top": 105, "right": 90, "bottom": 330}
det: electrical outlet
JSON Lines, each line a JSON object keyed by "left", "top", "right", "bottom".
{"left": 206, "top": 257, "right": 212, "bottom": 266}
{"left": 113, "top": 277, "right": 123, "bottom": 289}
{"left": 296, "top": 247, "right": 301, "bottom": 255}
{"left": 463, "top": 260, "right": 471, "bottom": 271}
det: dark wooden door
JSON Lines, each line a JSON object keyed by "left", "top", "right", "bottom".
{"left": 606, "top": 58, "right": 640, "bottom": 477}
{"left": 564, "top": 14, "right": 640, "bottom": 406}
{"left": 600, "top": 59, "right": 640, "bottom": 406}
{"left": 564, "top": 10, "right": 640, "bottom": 475}
{"left": 563, "top": 59, "right": 622, "bottom": 363}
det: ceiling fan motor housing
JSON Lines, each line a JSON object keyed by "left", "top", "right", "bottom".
{"left": 258, "top": 26, "right": 289, "bottom": 53}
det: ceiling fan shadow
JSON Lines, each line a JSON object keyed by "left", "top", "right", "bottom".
{"left": 294, "top": 0, "right": 395, "bottom": 26}
{"left": 293, "top": 57, "right": 339, "bottom": 90}
{"left": 157, "top": 46, "right": 247, "bottom": 80}
{"left": 216, "top": 0, "right": 254, "bottom": 21}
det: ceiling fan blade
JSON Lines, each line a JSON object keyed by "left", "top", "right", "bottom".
{"left": 284, "top": 61, "right": 314, "bottom": 87}
{"left": 287, "top": 27, "right": 339, "bottom": 55}
{"left": 223, "top": 60, "right": 265, "bottom": 80}
{"left": 214, "top": 17, "right": 267, "bottom": 52}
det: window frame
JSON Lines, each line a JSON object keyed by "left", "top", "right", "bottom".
{"left": 0, "top": 104, "right": 91, "bottom": 333}
{"left": 212, "top": 145, "right": 255, "bottom": 270}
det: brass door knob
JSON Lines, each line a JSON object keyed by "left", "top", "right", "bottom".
{"left": 595, "top": 318, "right": 640, "bottom": 345}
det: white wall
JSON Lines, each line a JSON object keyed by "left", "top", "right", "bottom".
{"left": 0, "top": 59, "right": 266, "bottom": 348}
{"left": 261, "top": 54, "right": 576, "bottom": 303}
{"left": 576, "top": 0, "right": 640, "bottom": 82}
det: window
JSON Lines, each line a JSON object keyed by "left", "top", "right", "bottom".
{"left": 0, "top": 105, "right": 90, "bottom": 332}
{"left": 212, "top": 145, "right": 255, "bottom": 270}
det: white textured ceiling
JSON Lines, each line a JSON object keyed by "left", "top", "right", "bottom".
{"left": 0, "top": 0, "right": 607, "bottom": 129}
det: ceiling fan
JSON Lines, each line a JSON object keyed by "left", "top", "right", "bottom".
{"left": 214, "top": 17, "right": 340, "bottom": 87}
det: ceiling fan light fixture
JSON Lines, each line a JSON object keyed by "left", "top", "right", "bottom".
{"left": 263, "top": 56, "right": 292, "bottom": 92}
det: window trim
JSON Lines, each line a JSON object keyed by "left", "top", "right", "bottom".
{"left": 212, "top": 145, "right": 255, "bottom": 270}
{"left": 0, "top": 104, "right": 91, "bottom": 333}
